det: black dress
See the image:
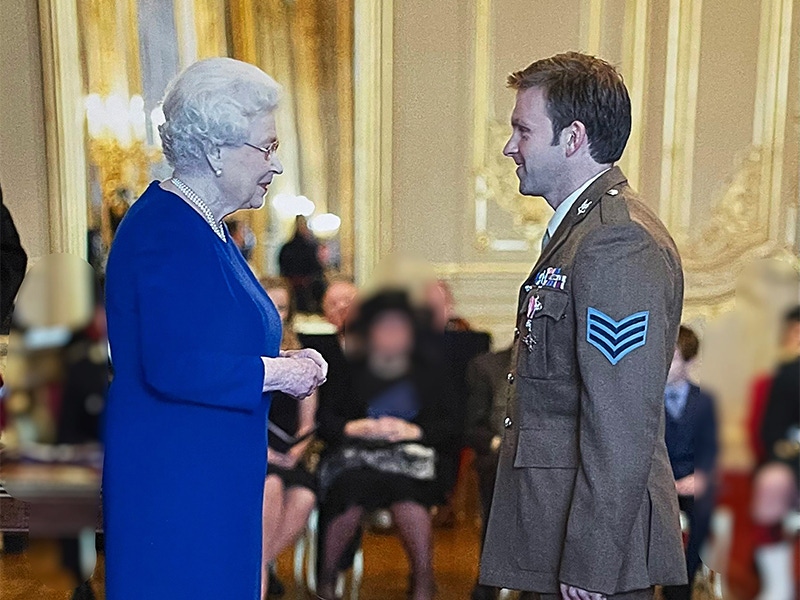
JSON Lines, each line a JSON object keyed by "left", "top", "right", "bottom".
{"left": 317, "top": 359, "right": 458, "bottom": 517}
{"left": 267, "top": 391, "right": 317, "bottom": 492}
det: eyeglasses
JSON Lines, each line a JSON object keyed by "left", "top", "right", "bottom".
{"left": 243, "top": 140, "right": 280, "bottom": 160}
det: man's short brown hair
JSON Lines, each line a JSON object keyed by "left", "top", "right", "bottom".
{"left": 508, "top": 52, "right": 631, "bottom": 164}
{"left": 676, "top": 325, "right": 700, "bottom": 362}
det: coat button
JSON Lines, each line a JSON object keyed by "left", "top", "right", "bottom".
{"left": 607, "top": 188, "right": 619, "bottom": 196}
{"left": 514, "top": 327, "right": 520, "bottom": 339}
{"left": 507, "top": 372, "right": 515, "bottom": 383}
{"left": 504, "top": 416, "right": 512, "bottom": 428}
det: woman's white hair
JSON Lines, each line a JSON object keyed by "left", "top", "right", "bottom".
{"left": 159, "top": 57, "right": 281, "bottom": 173}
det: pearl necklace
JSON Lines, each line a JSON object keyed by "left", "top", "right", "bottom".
{"left": 171, "top": 177, "right": 227, "bottom": 242}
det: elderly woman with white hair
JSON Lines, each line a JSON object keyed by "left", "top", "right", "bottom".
{"left": 103, "top": 57, "right": 327, "bottom": 599}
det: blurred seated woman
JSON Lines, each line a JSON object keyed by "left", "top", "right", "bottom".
{"left": 260, "top": 277, "right": 318, "bottom": 598}
{"left": 315, "top": 291, "right": 457, "bottom": 600}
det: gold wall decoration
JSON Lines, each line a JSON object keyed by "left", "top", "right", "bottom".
{"left": 617, "top": 0, "right": 649, "bottom": 191}
{"left": 353, "top": 0, "right": 393, "bottom": 284}
{"left": 79, "top": 0, "right": 142, "bottom": 98}
{"left": 334, "top": 0, "right": 355, "bottom": 278}
{"left": 474, "top": 121, "right": 550, "bottom": 250}
{"left": 226, "top": 0, "right": 270, "bottom": 277}
{"left": 677, "top": 0, "right": 798, "bottom": 321}
{"left": 681, "top": 147, "right": 797, "bottom": 312}
{"left": 464, "top": 0, "right": 797, "bottom": 317}
{"left": 76, "top": 0, "right": 163, "bottom": 261}
{"left": 659, "top": 0, "right": 703, "bottom": 236}
{"left": 85, "top": 121, "right": 162, "bottom": 248}
{"left": 753, "top": 0, "right": 794, "bottom": 239}
{"left": 470, "top": 0, "right": 549, "bottom": 254}
{"left": 173, "top": 0, "right": 228, "bottom": 66}
{"left": 581, "top": 0, "right": 604, "bottom": 56}
{"left": 38, "top": 0, "right": 88, "bottom": 258}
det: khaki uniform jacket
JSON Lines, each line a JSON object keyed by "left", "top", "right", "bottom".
{"left": 479, "top": 168, "right": 687, "bottom": 595}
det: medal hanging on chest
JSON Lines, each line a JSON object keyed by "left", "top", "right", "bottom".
{"left": 522, "top": 294, "right": 542, "bottom": 352}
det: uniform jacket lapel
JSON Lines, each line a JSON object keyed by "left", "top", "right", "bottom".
{"left": 518, "top": 167, "right": 629, "bottom": 309}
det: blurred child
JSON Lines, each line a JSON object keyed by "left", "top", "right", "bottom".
{"left": 663, "top": 326, "right": 718, "bottom": 600}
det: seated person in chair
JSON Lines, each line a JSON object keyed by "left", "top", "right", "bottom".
{"left": 315, "top": 291, "right": 457, "bottom": 600}
{"left": 260, "top": 277, "right": 318, "bottom": 599}
{"left": 751, "top": 305, "right": 800, "bottom": 600}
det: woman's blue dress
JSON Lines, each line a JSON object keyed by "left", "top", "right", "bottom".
{"left": 103, "top": 182, "right": 281, "bottom": 599}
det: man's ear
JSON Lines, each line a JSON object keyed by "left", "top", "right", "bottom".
{"left": 563, "top": 120, "right": 588, "bottom": 158}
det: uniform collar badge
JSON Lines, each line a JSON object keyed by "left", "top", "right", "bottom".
{"left": 577, "top": 199, "right": 592, "bottom": 215}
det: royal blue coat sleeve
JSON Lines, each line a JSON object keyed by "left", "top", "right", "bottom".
{"left": 134, "top": 223, "right": 265, "bottom": 412}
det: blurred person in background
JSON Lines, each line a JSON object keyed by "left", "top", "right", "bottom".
{"left": 421, "top": 279, "right": 491, "bottom": 527}
{"left": 57, "top": 283, "right": 109, "bottom": 599}
{"left": 320, "top": 277, "right": 359, "bottom": 334}
{"left": 259, "top": 277, "right": 318, "bottom": 599}
{"left": 423, "top": 279, "right": 472, "bottom": 332}
{"left": 751, "top": 305, "right": 800, "bottom": 600}
{"left": 748, "top": 304, "right": 800, "bottom": 463}
{"left": 0, "top": 184, "right": 28, "bottom": 334}
{"left": 662, "top": 326, "right": 718, "bottom": 600}
{"left": 297, "top": 277, "right": 360, "bottom": 585}
{"left": 300, "top": 277, "right": 359, "bottom": 433}
{"left": 278, "top": 215, "right": 326, "bottom": 314}
{"left": 465, "top": 345, "right": 513, "bottom": 600}
{"left": 227, "top": 218, "right": 256, "bottom": 262}
{"left": 300, "top": 277, "right": 359, "bottom": 447}
{"left": 103, "top": 58, "right": 327, "bottom": 599}
{"left": 0, "top": 183, "right": 30, "bottom": 559}
{"left": 315, "top": 291, "right": 458, "bottom": 600}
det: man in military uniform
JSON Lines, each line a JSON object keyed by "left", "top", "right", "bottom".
{"left": 479, "top": 52, "right": 687, "bottom": 600}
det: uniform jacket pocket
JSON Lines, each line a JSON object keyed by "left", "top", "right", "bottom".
{"left": 517, "top": 289, "right": 570, "bottom": 379}
{"left": 513, "top": 427, "right": 579, "bottom": 468}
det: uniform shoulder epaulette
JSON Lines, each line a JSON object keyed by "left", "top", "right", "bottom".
{"left": 599, "top": 186, "right": 632, "bottom": 225}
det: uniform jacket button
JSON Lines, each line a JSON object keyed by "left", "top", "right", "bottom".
{"left": 504, "top": 416, "right": 513, "bottom": 429}
{"left": 507, "top": 372, "right": 515, "bottom": 383}
{"left": 514, "top": 327, "right": 520, "bottom": 339}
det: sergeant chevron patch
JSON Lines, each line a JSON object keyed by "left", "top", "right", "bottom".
{"left": 586, "top": 308, "right": 649, "bottom": 365}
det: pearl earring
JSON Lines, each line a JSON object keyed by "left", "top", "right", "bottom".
{"left": 214, "top": 168, "right": 223, "bottom": 177}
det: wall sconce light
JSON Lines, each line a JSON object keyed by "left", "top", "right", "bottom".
{"left": 308, "top": 213, "right": 341, "bottom": 239}
{"left": 272, "top": 193, "right": 316, "bottom": 218}
{"left": 84, "top": 93, "right": 163, "bottom": 247}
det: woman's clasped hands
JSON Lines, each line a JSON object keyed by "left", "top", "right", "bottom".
{"left": 344, "top": 416, "right": 421, "bottom": 443}
{"left": 262, "top": 348, "right": 328, "bottom": 398}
